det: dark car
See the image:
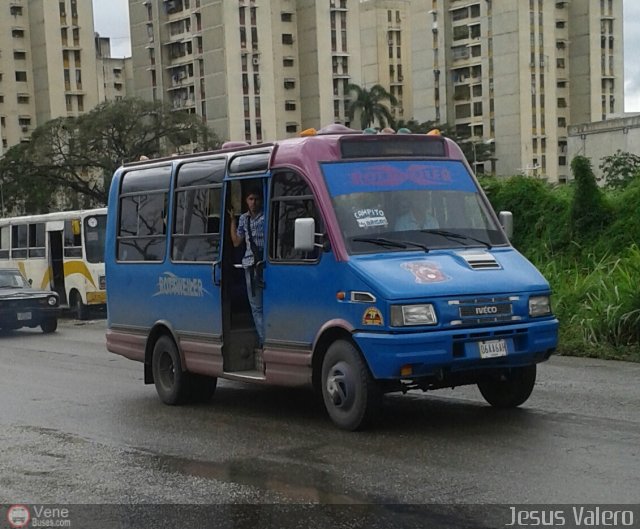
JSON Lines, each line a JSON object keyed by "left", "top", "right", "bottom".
{"left": 0, "top": 269, "right": 60, "bottom": 333}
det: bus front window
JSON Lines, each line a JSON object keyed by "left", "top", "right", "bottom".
{"left": 84, "top": 214, "right": 107, "bottom": 264}
{"left": 322, "top": 160, "right": 508, "bottom": 254}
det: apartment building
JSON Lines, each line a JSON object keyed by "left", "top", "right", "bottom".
{"left": 96, "top": 36, "right": 135, "bottom": 103}
{"left": 129, "top": 0, "right": 366, "bottom": 143}
{"left": 0, "top": 0, "right": 100, "bottom": 155}
{"left": 411, "top": 0, "right": 624, "bottom": 182}
{"left": 360, "top": 0, "right": 413, "bottom": 124}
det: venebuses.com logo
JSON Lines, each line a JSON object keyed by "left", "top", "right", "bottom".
{"left": 6, "top": 505, "right": 30, "bottom": 528}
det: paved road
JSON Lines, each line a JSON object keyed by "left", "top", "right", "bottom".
{"left": 0, "top": 319, "right": 638, "bottom": 526}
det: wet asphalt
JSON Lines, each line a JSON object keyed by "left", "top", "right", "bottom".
{"left": 0, "top": 319, "right": 639, "bottom": 527}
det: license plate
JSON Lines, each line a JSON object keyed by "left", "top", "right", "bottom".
{"left": 479, "top": 339, "right": 508, "bottom": 358}
{"left": 17, "top": 312, "right": 32, "bottom": 321}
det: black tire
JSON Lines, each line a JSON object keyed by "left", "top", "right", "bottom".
{"left": 152, "top": 335, "right": 190, "bottom": 405}
{"left": 321, "top": 340, "right": 382, "bottom": 431}
{"left": 188, "top": 373, "right": 217, "bottom": 403}
{"left": 477, "top": 364, "right": 537, "bottom": 408}
{"left": 72, "top": 291, "right": 90, "bottom": 321}
{"left": 40, "top": 318, "right": 58, "bottom": 334}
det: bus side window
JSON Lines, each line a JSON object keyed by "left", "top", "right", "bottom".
{"left": 0, "top": 226, "right": 10, "bottom": 259}
{"left": 64, "top": 219, "right": 83, "bottom": 258}
{"left": 171, "top": 158, "right": 225, "bottom": 262}
{"left": 117, "top": 165, "right": 172, "bottom": 262}
{"left": 11, "top": 224, "right": 28, "bottom": 259}
{"left": 269, "top": 171, "right": 323, "bottom": 262}
{"left": 28, "top": 223, "right": 46, "bottom": 258}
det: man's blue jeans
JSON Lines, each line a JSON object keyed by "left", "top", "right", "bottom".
{"left": 244, "top": 268, "right": 264, "bottom": 346}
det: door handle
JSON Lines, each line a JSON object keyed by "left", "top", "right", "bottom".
{"left": 212, "top": 260, "right": 221, "bottom": 286}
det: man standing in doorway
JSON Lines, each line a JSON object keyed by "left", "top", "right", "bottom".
{"left": 229, "top": 186, "right": 265, "bottom": 346}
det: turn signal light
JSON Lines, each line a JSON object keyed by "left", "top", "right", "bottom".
{"left": 400, "top": 365, "right": 413, "bottom": 376}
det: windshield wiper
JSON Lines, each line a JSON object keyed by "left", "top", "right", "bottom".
{"left": 352, "top": 237, "right": 429, "bottom": 253}
{"left": 352, "top": 237, "right": 408, "bottom": 249}
{"left": 421, "top": 229, "right": 492, "bottom": 249}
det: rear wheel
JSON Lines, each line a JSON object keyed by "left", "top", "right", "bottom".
{"left": 152, "top": 335, "right": 190, "bottom": 405}
{"left": 40, "top": 318, "right": 58, "bottom": 334}
{"left": 72, "top": 291, "right": 90, "bottom": 320}
{"left": 321, "top": 340, "right": 381, "bottom": 431}
{"left": 477, "top": 365, "right": 537, "bottom": 408}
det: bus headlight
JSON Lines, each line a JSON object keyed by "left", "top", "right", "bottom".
{"left": 529, "top": 295, "right": 551, "bottom": 317}
{"left": 391, "top": 304, "right": 437, "bottom": 326}
{"left": 47, "top": 296, "right": 58, "bottom": 306}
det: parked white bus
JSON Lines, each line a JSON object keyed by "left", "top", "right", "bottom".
{"left": 0, "top": 208, "right": 107, "bottom": 319}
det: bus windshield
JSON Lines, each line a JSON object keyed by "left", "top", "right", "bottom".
{"left": 321, "top": 160, "right": 508, "bottom": 254}
{"left": 84, "top": 213, "right": 107, "bottom": 264}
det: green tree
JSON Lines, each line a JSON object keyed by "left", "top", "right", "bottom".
{"left": 0, "top": 98, "right": 220, "bottom": 213}
{"left": 570, "top": 155, "right": 611, "bottom": 238}
{"left": 346, "top": 84, "right": 397, "bottom": 129}
{"left": 598, "top": 149, "right": 640, "bottom": 190}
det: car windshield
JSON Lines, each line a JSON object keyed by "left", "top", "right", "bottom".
{"left": 321, "top": 160, "right": 508, "bottom": 254}
{"left": 0, "top": 270, "right": 29, "bottom": 288}
{"left": 84, "top": 213, "right": 107, "bottom": 264}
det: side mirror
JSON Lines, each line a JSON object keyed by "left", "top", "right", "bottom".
{"left": 294, "top": 218, "right": 316, "bottom": 252}
{"left": 499, "top": 211, "right": 513, "bottom": 239}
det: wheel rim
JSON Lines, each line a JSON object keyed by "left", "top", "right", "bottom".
{"left": 325, "top": 360, "right": 355, "bottom": 410}
{"left": 158, "top": 350, "right": 175, "bottom": 391}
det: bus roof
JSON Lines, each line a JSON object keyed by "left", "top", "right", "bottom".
{"left": 120, "top": 125, "right": 467, "bottom": 173}
{"left": 0, "top": 208, "right": 107, "bottom": 226}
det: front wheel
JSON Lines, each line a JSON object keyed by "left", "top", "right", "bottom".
{"left": 477, "top": 365, "right": 537, "bottom": 408}
{"left": 321, "top": 340, "right": 381, "bottom": 431}
{"left": 152, "top": 335, "right": 190, "bottom": 405}
{"left": 40, "top": 318, "right": 58, "bottom": 334}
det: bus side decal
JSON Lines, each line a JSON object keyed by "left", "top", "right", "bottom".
{"left": 40, "top": 261, "right": 97, "bottom": 290}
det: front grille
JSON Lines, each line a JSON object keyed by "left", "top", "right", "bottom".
{"left": 1, "top": 297, "right": 47, "bottom": 310}
{"left": 453, "top": 296, "right": 514, "bottom": 324}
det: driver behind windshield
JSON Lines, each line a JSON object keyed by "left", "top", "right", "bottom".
{"left": 394, "top": 195, "right": 438, "bottom": 231}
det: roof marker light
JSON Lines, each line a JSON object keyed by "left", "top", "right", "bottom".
{"left": 299, "top": 128, "right": 317, "bottom": 137}
{"left": 427, "top": 129, "right": 441, "bottom": 136}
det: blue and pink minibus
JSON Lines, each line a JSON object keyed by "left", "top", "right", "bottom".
{"left": 105, "top": 125, "right": 558, "bottom": 430}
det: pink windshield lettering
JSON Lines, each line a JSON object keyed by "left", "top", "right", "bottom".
{"left": 350, "top": 164, "right": 452, "bottom": 187}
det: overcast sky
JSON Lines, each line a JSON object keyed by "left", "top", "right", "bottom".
{"left": 92, "top": 0, "right": 640, "bottom": 112}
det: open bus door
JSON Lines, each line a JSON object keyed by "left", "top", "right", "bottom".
{"left": 46, "top": 221, "right": 67, "bottom": 305}
{"left": 220, "top": 177, "right": 266, "bottom": 374}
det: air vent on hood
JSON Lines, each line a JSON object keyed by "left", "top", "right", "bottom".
{"left": 458, "top": 251, "right": 501, "bottom": 270}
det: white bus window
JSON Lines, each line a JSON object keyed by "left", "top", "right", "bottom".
{"left": 64, "top": 219, "right": 83, "bottom": 258}
{"left": 0, "top": 226, "right": 9, "bottom": 259}
{"left": 11, "top": 224, "right": 27, "bottom": 259}
{"left": 28, "top": 223, "right": 46, "bottom": 258}
{"left": 84, "top": 215, "right": 107, "bottom": 264}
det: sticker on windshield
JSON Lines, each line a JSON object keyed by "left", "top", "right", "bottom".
{"left": 363, "top": 307, "right": 384, "bottom": 326}
{"left": 401, "top": 261, "right": 449, "bottom": 283}
{"left": 354, "top": 208, "right": 388, "bottom": 228}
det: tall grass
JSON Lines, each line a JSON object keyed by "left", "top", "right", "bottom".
{"left": 536, "top": 248, "right": 640, "bottom": 360}
{"left": 481, "top": 173, "right": 640, "bottom": 362}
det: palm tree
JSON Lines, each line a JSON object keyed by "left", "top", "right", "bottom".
{"left": 346, "top": 84, "right": 398, "bottom": 129}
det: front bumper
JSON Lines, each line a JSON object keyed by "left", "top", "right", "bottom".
{"left": 86, "top": 290, "right": 107, "bottom": 305}
{"left": 353, "top": 318, "right": 559, "bottom": 380}
{"left": 0, "top": 306, "right": 60, "bottom": 327}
